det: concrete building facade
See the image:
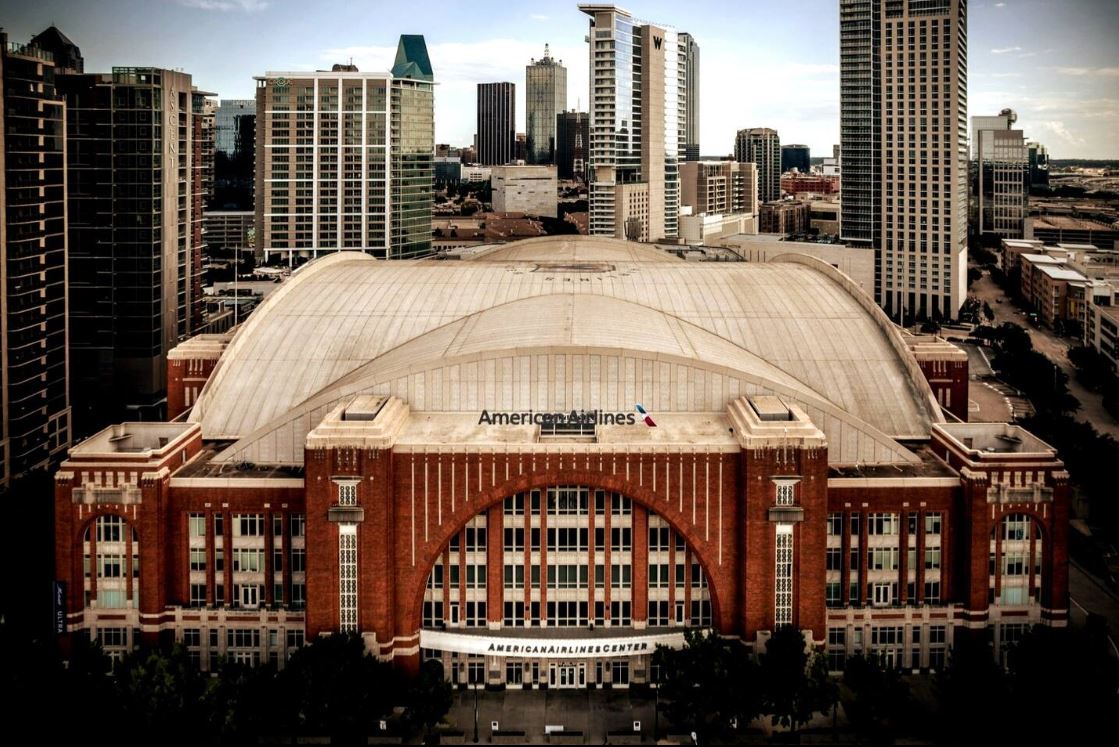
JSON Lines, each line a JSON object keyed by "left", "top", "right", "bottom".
{"left": 0, "top": 33, "right": 72, "bottom": 488}
{"left": 254, "top": 37, "right": 435, "bottom": 265}
{"left": 734, "top": 128, "right": 781, "bottom": 204}
{"left": 760, "top": 201, "right": 810, "bottom": 236}
{"left": 840, "top": 0, "right": 969, "bottom": 321}
{"left": 679, "top": 160, "right": 758, "bottom": 217}
{"left": 491, "top": 165, "right": 559, "bottom": 218}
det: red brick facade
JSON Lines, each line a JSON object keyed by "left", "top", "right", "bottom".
{"left": 54, "top": 415, "right": 1069, "bottom": 676}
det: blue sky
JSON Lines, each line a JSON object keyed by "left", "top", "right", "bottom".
{"left": 5, "top": 0, "right": 1118, "bottom": 158}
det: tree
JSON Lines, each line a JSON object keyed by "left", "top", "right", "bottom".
{"left": 759, "top": 625, "right": 836, "bottom": 733}
{"left": 203, "top": 658, "right": 281, "bottom": 740}
{"left": 115, "top": 644, "right": 209, "bottom": 743}
{"left": 653, "top": 628, "right": 762, "bottom": 743}
{"left": 1004, "top": 619, "right": 1119, "bottom": 743}
{"left": 275, "top": 633, "right": 401, "bottom": 741}
{"left": 935, "top": 634, "right": 1009, "bottom": 742}
{"left": 405, "top": 658, "right": 453, "bottom": 739}
{"left": 841, "top": 653, "right": 911, "bottom": 744}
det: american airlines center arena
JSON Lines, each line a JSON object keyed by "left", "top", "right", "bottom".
{"left": 55, "top": 237, "right": 1069, "bottom": 687}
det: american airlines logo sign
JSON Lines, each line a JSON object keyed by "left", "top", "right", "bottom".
{"left": 478, "top": 405, "right": 657, "bottom": 427}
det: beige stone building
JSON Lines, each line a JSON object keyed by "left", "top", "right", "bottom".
{"left": 492, "top": 165, "right": 558, "bottom": 218}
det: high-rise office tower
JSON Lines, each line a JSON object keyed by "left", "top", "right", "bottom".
{"left": 57, "top": 66, "right": 208, "bottom": 432}
{"left": 581, "top": 4, "right": 683, "bottom": 241}
{"left": 213, "top": 99, "right": 255, "bottom": 210}
{"left": 840, "top": 0, "right": 968, "bottom": 320}
{"left": 734, "top": 128, "right": 781, "bottom": 203}
{"left": 525, "top": 45, "right": 566, "bottom": 165}
{"left": 0, "top": 33, "right": 71, "bottom": 488}
{"left": 678, "top": 32, "right": 700, "bottom": 161}
{"left": 255, "top": 36, "right": 435, "bottom": 264}
{"left": 781, "top": 144, "right": 811, "bottom": 174}
{"left": 477, "top": 82, "right": 515, "bottom": 166}
{"left": 972, "top": 109, "right": 1028, "bottom": 240}
{"left": 1028, "top": 141, "right": 1049, "bottom": 189}
{"left": 556, "top": 110, "right": 589, "bottom": 181}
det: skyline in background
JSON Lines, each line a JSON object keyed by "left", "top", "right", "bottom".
{"left": 4, "top": 0, "right": 1118, "bottom": 158}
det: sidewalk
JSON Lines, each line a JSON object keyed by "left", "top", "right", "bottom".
{"left": 445, "top": 687, "right": 658, "bottom": 744}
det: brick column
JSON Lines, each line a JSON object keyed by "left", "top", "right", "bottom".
{"left": 486, "top": 506, "right": 503, "bottom": 627}
{"left": 1046, "top": 476, "right": 1070, "bottom": 619}
{"left": 602, "top": 494, "right": 611, "bottom": 624}
{"left": 586, "top": 498, "right": 596, "bottom": 623}
{"left": 264, "top": 511, "right": 275, "bottom": 607}
{"left": 858, "top": 512, "right": 869, "bottom": 607}
{"left": 840, "top": 509, "right": 851, "bottom": 606}
{"left": 207, "top": 510, "right": 217, "bottom": 606}
{"left": 898, "top": 512, "right": 909, "bottom": 605}
{"left": 916, "top": 511, "right": 927, "bottom": 604}
{"left": 539, "top": 490, "right": 548, "bottom": 625}
{"left": 632, "top": 504, "right": 648, "bottom": 627}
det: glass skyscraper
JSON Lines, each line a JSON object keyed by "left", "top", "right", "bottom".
{"left": 525, "top": 45, "right": 566, "bottom": 165}
{"left": 581, "top": 4, "right": 686, "bottom": 241}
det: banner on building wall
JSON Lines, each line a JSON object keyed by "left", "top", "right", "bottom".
{"left": 420, "top": 629, "right": 686, "bottom": 659}
{"left": 53, "top": 581, "right": 66, "bottom": 635}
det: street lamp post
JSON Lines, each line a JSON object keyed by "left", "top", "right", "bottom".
{"left": 473, "top": 680, "right": 479, "bottom": 744}
{"left": 654, "top": 684, "right": 659, "bottom": 741}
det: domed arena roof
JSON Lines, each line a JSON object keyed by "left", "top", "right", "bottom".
{"left": 189, "top": 236, "right": 942, "bottom": 465}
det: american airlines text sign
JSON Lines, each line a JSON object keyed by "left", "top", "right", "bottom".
{"left": 419, "top": 629, "right": 685, "bottom": 659}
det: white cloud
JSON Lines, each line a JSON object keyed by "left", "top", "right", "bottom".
{"left": 1034, "top": 120, "right": 1085, "bottom": 147}
{"left": 995, "top": 2, "right": 1007, "bottom": 7}
{"left": 991, "top": 46, "right": 1022, "bottom": 55}
{"left": 530, "top": 14, "right": 550, "bottom": 21}
{"left": 1057, "top": 66, "right": 1119, "bottom": 77}
{"left": 177, "top": 0, "right": 269, "bottom": 11}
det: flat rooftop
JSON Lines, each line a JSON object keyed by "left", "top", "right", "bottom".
{"left": 1033, "top": 216, "right": 1116, "bottom": 231}
{"left": 935, "top": 422, "right": 1056, "bottom": 456}
{"left": 393, "top": 412, "right": 741, "bottom": 453}
{"left": 72, "top": 422, "right": 198, "bottom": 456}
{"left": 828, "top": 444, "right": 957, "bottom": 479}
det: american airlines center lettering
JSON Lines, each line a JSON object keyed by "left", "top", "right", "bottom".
{"left": 478, "top": 409, "right": 638, "bottom": 426}
{"left": 419, "top": 630, "right": 686, "bottom": 659}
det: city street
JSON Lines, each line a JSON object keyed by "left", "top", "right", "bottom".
{"left": 968, "top": 269, "right": 1119, "bottom": 439}
{"left": 1070, "top": 562, "right": 1119, "bottom": 657}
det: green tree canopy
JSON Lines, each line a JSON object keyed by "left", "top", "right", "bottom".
{"left": 653, "top": 628, "right": 762, "bottom": 743}
{"left": 759, "top": 625, "right": 836, "bottom": 732}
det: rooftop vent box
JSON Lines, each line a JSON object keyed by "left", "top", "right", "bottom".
{"left": 343, "top": 396, "right": 387, "bottom": 422}
{"left": 750, "top": 395, "right": 793, "bottom": 422}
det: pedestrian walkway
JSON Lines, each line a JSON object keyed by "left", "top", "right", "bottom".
{"left": 444, "top": 687, "right": 664, "bottom": 744}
